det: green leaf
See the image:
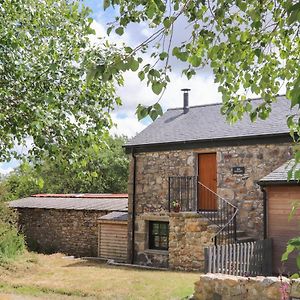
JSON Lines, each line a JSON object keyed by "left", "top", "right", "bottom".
{"left": 91, "top": 171, "right": 98, "bottom": 178}
{"left": 152, "top": 81, "right": 164, "bottom": 95}
{"left": 115, "top": 27, "right": 124, "bottom": 36}
{"left": 159, "top": 52, "right": 168, "bottom": 60}
{"left": 136, "top": 104, "right": 149, "bottom": 121}
{"left": 281, "top": 242, "right": 295, "bottom": 261}
{"left": 129, "top": 59, "right": 139, "bottom": 71}
{"left": 296, "top": 254, "right": 300, "bottom": 270}
{"left": 149, "top": 68, "right": 160, "bottom": 77}
{"left": 290, "top": 273, "right": 300, "bottom": 279}
{"left": 37, "top": 177, "right": 44, "bottom": 189}
{"left": 149, "top": 110, "right": 158, "bottom": 121}
{"left": 153, "top": 103, "right": 163, "bottom": 116}
{"left": 138, "top": 71, "right": 145, "bottom": 81}
{"left": 103, "top": 0, "right": 110, "bottom": 10}
{"left": 188, "top": 55, "right": 201, "bottom": 67}
{"left": 163, "top": 17, "right": 171, "bottom": 29}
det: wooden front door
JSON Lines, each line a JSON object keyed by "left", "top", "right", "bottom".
{"left": 198, "top": 153, "right": 217, "bottom": 210}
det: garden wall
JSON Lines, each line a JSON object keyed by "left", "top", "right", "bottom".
{"left": 193, "top": 273, "right": 300, "bottom": 300}
{"left": 16, "top": 208, "right": 106, "bottom": 257}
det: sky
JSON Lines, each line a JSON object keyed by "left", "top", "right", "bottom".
{"left": 86, "top": 0, "right": 223, "bottom": 138}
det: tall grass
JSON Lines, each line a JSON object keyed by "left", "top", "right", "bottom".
{"left": 0, "top": 201, "right": 25, "bottom": 262}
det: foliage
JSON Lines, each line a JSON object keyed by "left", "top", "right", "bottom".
{"left": 0, "top": 135, "right": 129, "bottom": 201}
{"left": 0, "top": 202, "right": 25, "bottom": 262}
{"left": 0, "top": 0, "right": 123, "bottom": 165}
{"left": 98, "top": 1, "right": 300, "bottom": 147}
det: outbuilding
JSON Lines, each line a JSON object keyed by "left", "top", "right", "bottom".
{"left": 258, "top": 161, "right": 300, "bottom": 275}
{"left": 98, "top": 211, "right": 128, "bottom": 262}
{"left": 9, "top": 194, "right": 128, "bottom": 257}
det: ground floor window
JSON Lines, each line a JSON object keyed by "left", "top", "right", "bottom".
{"left": 149, "top": 221, "right": 169, "bottom": 250}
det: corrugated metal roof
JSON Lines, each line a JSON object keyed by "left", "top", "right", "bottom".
{"left": 9, "top": 195, "right": 128, "bottom": 211}
{"left": 259, "top": 160, "right": 300, "bottom": 184}
{"left": 99, "top": 211, "right": 128, "bottom": 221}
{"left": 32, "top": 193, "right": 128, "bottom": 198}
{"left": 125, "top": 95, "right": 293, "bottom": 149}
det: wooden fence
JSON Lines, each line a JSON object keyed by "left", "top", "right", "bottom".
{"left": 204, "top": 239, "right": 272, "bottom": 276}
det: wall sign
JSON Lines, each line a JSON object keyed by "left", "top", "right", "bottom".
{"left": 232, "top": 166, "right": 245, "bottom": 175}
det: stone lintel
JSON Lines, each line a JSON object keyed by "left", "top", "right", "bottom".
{"left": 140, "top": 214, "right": 169, "bottom": 222}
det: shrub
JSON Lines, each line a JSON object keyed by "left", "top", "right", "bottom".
{"left": 0, "top": 202, "right": 25, "bottom": 262}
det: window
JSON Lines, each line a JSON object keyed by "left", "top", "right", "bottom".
{"left": 149, "top": 221, "right": 169, "bottom": 250}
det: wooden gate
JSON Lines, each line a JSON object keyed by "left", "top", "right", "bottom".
{"left": 204, "top": 239, "right": 272, "bottom": 276}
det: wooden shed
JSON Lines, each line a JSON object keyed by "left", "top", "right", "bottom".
{"left": 259, "top": 160, "right": 300, "bottom": 275}
{"left": 98, "top": 211, "right": 128, "bottom": 262}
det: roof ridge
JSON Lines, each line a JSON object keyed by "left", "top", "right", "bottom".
{"left": 167, "top": 94, "right": 287, "bottom": 111}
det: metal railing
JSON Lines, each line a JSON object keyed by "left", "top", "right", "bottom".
{"left": 168, "top": 176, "right": 238, "bottom": 245}
{"left": 168, "top": 176, "right": 197, "bottom": 212}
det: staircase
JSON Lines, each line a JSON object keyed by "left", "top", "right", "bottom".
{"left": 168, "top": 176, "right": 255, "bottom": 245}
{"left": 199, "top": 211, "right": 254, "bottom": 243}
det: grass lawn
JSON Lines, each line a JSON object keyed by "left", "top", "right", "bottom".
{"left": 0, "top": 253, "right": 200, "bottom": 300}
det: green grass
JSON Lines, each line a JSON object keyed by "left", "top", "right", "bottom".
{"left": 0, "top": 253, "right": 200, "bottom": 300}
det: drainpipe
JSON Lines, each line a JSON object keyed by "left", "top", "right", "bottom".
{"left": 261, "top": 185, "right": 267, "bottom": 239}
{"left": 131, "top": 150, "right": 137, "bottom": 264}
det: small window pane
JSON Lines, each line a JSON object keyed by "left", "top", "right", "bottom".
{"left": 154, "top": 236, "right": 160, "bottom": 248}
{"left": 160, "top": 223, "right": 168, "bottom": 235}
{"left": 152, "top": 223, "right": 159, "bottom": 235}
{"left": 160, "top": 237, "right": 168, "bottom": 249}
{"left": 149, "top": 221, "right": 169, "bottom": 250}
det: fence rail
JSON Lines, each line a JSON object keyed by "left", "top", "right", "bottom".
{"left": 204, "top": 239, "right": 272, "bottom": 276}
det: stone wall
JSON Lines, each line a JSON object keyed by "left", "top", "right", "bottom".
{"left": 133, "top": 213, "right": 169, "bottom": 268}
{"left": 132, "top": 212, "right": 216, "bottom": 270}
{"left": 193, "top": 273, "right": 300, "bottom": 300}
{"left": 16, "top": 208, "right": 106, "bottom": 257}
{"left": 128, "top": 142, "right": 292, "bottom": 268}
{"left": 169, "top": 212, "right": 216, "bottom": 271}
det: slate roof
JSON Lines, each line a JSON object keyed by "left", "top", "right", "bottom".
{"left": 98, "top": 211, "right": 128, "bottom": 221}
{"left": 125, "top": 95, "right": 293, "bottom": 149}
{"left": 258, "top": 160, "right": 300, "bottom": 184}
{"left": 9, "top": 194, "right": 128, "bottom": 211}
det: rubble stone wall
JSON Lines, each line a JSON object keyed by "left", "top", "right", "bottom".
{"left": 169, "top": 212, "right": 216, "bottom": 271}
{"left": 16, "top": 208, "right": 106, "bottom": 257}
{"left": 132, "top": 143, "right": 291, "bottom": 237}
{"left": 193, "top": 273, "right": 300, "bottom": 300}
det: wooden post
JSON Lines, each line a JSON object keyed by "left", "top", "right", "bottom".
{"left": 204, "top": 247, "right": 209, "bottom": 273}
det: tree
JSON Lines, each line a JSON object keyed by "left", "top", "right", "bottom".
{"left": 0, "top": 135, "right": 129, "bottom": 201}
{"left": 0, "top": 0, "right": 124, "bottom": 165}
{"left": 97, "top": 0, "right": 300, "bottom": 151}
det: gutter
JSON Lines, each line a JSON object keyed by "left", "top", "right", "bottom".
{"left": 260, "top": 186, "right": 267, "bottom": 239}
{"left": 131, "top": 150, "right": 137, "bottom": 264}
{"left": 124, "top": 133, "right": 291, "bottom": 154}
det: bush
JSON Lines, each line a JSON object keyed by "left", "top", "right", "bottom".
{"left": 0, "top": 202, "right": 25, "bottom": 262}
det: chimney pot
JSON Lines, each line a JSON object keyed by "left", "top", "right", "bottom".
{"left": 181, "top": 88, "right": 191, "bottom": 114}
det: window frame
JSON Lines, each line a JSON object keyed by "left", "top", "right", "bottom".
{"left": 148, "top": 221, "right": 169, "bottom": 251}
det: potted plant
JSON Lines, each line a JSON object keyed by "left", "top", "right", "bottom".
{"left": 172, "top": 201, "right": 181, "bottom": 213}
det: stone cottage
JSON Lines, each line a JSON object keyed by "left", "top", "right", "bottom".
{"left": 124, "top": 94, "right": 294, "bottom": 270}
